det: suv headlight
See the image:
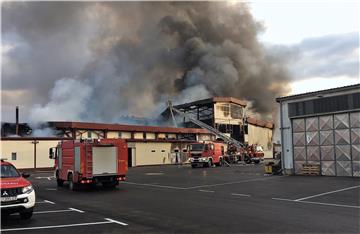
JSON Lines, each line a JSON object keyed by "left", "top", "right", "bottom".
{"left": 22, "top": 185, "right": 33, "bottom": 194}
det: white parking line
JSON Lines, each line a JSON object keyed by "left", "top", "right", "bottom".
{"left": 122, "top": 181, "right": 186, "bottom": 190}
{"left": 231, "top": 193, "right": 251, "bottom": 197}
{"left": 34, "top": 209, "right": 77, "bottom": 214}
{"left": 1, "top": 218, "right": 127, "bottom": 232}
{"left": 272, "top": 197, "right": 360, "bottom": 209}
{"left": 69, "top": 207, "right": 85, "bottom": 213}
{"left": 44, "top": 200, "right": 55, "bottom": 204}
{"left": 198, "top": 190, "right": 215, "bottom": 193}
{"left": 294, "top": 185, "right": 360, "bottom": 201}
{"left": 105, "top": 218, "right": 128, "bottom": 226}
{"left": 35, "top": 200, "right": 55, "bottom": 205}
{"left": 187, "top": 177, "right": 279, "bottom": 189}
{"left": 46, "top": 188, "right": 58, "bottom": 191}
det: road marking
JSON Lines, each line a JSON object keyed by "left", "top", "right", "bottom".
{"left": 297, "top": 200, "right": 360, "bottom": 209}
{"left": 36, "top": 200, "right": 55, "bottom": 204}
{"left": 294, "top": 185, "right": 360, "bottom": 201}
{"left": 69, "top": 207, "right": 85, "bottom": 213}
{"left": 187, "top": 177, "right": 279, "bottom": 189}
{"left": 44, "top": 200, "right": 55, "bottom": 204}
{"left": 35, "top": 176, "right": 55, "bottom": 180}
{"left": 272, "top": 197, "right": 360, "bottom": 209}
{"left": 34, "top": 209, "right": 77, "bottom": 214}
{"left": 105, "top": 218, "right": 128, "bottom": 226}
{"left": 122, "top": 181, "right": 186, "bottom": 190}
{"left": 272, "top": 198, "right": 294, "bottom": 202}
{"left": 231, "top": 193, "right": 251, "bottom": 197}
{"left": 1, "top": 219, "right": 120, "bottom": 232}
{"left": 199, "top": 190, "right": 215, "bottom": 193}
{"left": 46, "top": 188, "right": 58, "bottom": 191}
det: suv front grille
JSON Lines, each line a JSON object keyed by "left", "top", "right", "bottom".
{"left": 1, "top": 188, "right": 23, "bottom": 197}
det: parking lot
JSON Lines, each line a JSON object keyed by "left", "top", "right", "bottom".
{"left": 1, "top": 164, "right": 359, "bottom": 233}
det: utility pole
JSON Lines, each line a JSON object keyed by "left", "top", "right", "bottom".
{"left": 31, "top": 140, "right": 39, "bottom": 169}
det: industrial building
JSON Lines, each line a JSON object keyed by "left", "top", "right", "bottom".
{"left": 1, "top": 96, "right": 275, "bottom": 169}
{"left": 277, "top": 84, "right": 360, "bottom": 177}
{"left": 162, "top": 97, "right": 274, "bottom": 158}
{"left": 0, "top": 122, "right": 213, "bottom": 169}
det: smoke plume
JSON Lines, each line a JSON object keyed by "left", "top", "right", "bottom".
{"left": 2, "top": 2, "right": 290, "bottom": 123}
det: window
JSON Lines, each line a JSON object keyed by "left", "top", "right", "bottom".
{"left": 143, "top": 133, "right": 147, "bottom": 139}
{"left": 11, "top": 152, "right": 17, "bottom": 160}
{"left": 151, "top": 150, "right": 156, "bottom": 152}
{"left": 217, "top": 104, "right": 230, "bottom": 117}
{"left": 230, "top": 104, "right": 243, "bottom": 119}
{"left": 161, "top": 150, "right": 166, "bottom": 153}
{"left": 87, "top": 132, "right": 92, "bottom": 138}
{"left": 118, "top": 132, "right": 122, "bottom": 138}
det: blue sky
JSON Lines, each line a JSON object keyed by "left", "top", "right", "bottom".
{"left": 249, "top": 0, "right": 359, "bottom": 94}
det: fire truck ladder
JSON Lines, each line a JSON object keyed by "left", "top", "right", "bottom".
{"left": 168, "top": 101, "right": 245, "bottom": 166}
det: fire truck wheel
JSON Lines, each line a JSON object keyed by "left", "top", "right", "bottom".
{"left": 20, "top": 208, "right": 33, "bottom": 220}
{"left": 244, "top": 156, "right": 251, "bottom": 164}
{"left": 68, "top": 174, "right": 78, "bottom": 191}
{"left": 56, "top": 171, "right": 64, "bottom": 187}
{"left": 208, "top": 159, "right": 213, "bottom": 167}
{"left": 57, "top": 179, "right": 64, "bottom": 187}
{"left": 218, "top": 158, "right": 223, "bottom": 167}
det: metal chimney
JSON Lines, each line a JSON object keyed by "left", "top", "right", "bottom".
{"left": 15, "top": 106, "right": 19, "bottom": 135}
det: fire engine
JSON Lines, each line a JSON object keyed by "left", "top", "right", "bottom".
{"left": 188, "top": 142, "right": 226, "bottom": 168}
{"left": 0, "top": 159, "right": 35, "bottom": 219}
{"left": 49, "top": 139, "right": 128, "bottom": 191}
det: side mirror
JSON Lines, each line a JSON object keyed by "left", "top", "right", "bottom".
{"left": 49, "top": 148, "right": 55, "bottom": 159}
{"left": 22, "top": 172, "right": 30, "bottom": 178}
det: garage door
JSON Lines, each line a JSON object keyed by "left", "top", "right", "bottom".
{"left": 292, "top": 112, "right": 360, "bottom": 177}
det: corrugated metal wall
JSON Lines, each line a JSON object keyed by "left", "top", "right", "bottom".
{"left": 292, "top": 112, "right": 360, "bottom": 177}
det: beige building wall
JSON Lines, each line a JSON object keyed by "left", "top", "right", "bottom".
{"left": 121, "top": 132, "right": 132, "bottom": 139}
{"left": 0, "top": 140, "right": 58, "bottom": 169}
{"left": 214, "top": 102, "right": 244, "bottom": 125}
{"left": 146, "top": 133, "right": 156, "bottom": 140}
{"left": 107, "top": 131, "right": 119, "bottom": 138}
{"left": 107, "top": 131, "right": 132, "bottom": 139}
{"left": 133, "top": 132, "right": 144, "bottom": 139}
{"left": 246, "top": 124, "right": 273, "bottom": 158}
{"left": 133, "top": 142, "right": 172, "bottom": 166}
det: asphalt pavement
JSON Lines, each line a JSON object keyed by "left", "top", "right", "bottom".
{"left": 1, "top": 164, "right": 359, "bottom": 233}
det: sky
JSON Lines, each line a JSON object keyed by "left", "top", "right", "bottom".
{"left": 249, "top": 0, "right": 359, "bottom": 94}
{"left": 0, "top": 1, "right": 359, "bottom": 123}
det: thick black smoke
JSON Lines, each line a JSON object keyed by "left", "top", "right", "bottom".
{"left": 2, "top": 2, "right": 290, "bottom": 124}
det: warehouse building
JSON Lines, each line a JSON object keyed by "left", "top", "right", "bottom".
{"left": 162, "top": 97, "right": 274, "bottom": 158}
{"left": 1, "top": 122, "right": 213, "bottom": 169}
{"left": 277, "top": 84, "right": 360, "bottom": 177}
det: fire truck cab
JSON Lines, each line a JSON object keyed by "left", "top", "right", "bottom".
{"left": 188, "top": 142, "right": 225, "bottom": 168}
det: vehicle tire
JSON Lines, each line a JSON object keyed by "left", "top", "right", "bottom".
{"left": 68, "top": 174, "right": 78, "bottom": 191}
{"left": 218, "top": 158, "right": 223, "bottom": 167}
{"left": 56, "top": 171, "right": 64, "bottom": 187}
{"left": 254, "top": 160, "right": 260, "bottom": 164}
{"left": 208, "top": 159, "right": 213, "bottom": 167}
{"left": 57, "top": 179, "right": 64, "bottom": 187}
{"left": 191, "top": 164, "right": 196, "bottom": 168}
{"left": 244, "top": 156, "right": 251, "bottom": 164}
{"left": 20, "top": 208, "right": 33, "bottom": 220}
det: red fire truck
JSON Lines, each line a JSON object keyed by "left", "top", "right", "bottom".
{"left": 49, "top": 139, "right": 128, "bottom": 190}
{"left": 188, "top": 142, "right": 226, "bottom": 168}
